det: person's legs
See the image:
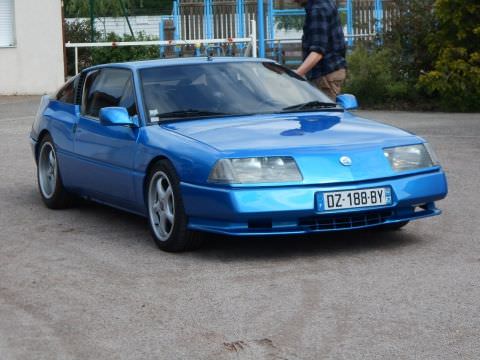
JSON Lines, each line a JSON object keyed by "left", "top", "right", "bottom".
{"left": 312, "top": 68, "right": 346, "bottom": 101}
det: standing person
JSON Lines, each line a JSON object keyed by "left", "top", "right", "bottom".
{"left": 294, "top": 0, "right": 347, "bottom": 101}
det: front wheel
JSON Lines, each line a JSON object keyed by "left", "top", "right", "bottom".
{"left": 146, "top": 160, "right": 204, "bottom": 252}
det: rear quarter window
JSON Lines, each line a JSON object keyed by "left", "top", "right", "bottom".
{"left": 56, "top": 76, "right": 78, "bottom": 104}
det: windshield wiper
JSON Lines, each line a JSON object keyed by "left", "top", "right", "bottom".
{"left": 156, "top": 109, "right": 230, "bottom": 120}
{"left": 281, "top": 100, "right": 338, "bottom": 112}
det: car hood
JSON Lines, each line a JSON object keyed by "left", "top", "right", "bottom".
{"left": 162, "top": 111, "right": 418, "bottom": 151}
{"left": 161, "top": 111, "right": 424, "bottom": 184}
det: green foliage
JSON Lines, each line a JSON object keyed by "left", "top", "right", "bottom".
{"left": 275, "top": 16, "right": 304, "bottom": 31}
{"left": 64, "top": 19, "right": 159, "bottom": 75}
{"left": 64, "top": 19, "right": 100, "bottom": 75}
{"left": 418, "top": 0, "right": 480, "bottom": 111}
{"left": 65, "top": 0, "right": 133, "bottom": 18}
{"left": 343, "top": 46, "right": 411, "bottom": 107}
{"left": 64, "top": 0, "right": 172, "bottom": 18}
{"left": 91, "top": 32, "right": 160, "bottom": 64}
{"left": 384, "top": 0, "right": 437, "bottom": 87}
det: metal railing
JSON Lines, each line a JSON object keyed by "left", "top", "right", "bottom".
{"left": 65, "top": 20, "right": 257, "bottom": 75}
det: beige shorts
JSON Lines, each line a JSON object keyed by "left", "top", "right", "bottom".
{"left": 312, "top": 68, "right": 347, "bottom": 101}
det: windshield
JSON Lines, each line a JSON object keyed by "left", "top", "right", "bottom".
{"left": 140, "top": 61, "right": 337, "bottom": 122}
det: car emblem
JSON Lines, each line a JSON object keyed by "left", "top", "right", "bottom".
{"left": 340, "top": 156, "right": 352, "bottom": 166}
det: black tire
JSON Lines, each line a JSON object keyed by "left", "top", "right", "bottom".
{"left": 146, "top": 160, "right": 204, "bottom": 252}
{"left": 378, "top": 221, "right": 409, "bottom": 231}
{"left": 37, "top": 134, "right": 74, "bottom": 209}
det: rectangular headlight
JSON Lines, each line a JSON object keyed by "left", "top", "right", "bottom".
{"left": 384, "top": 143, "right": 438, "bottom": 172}
{"left": 208, "top": 156, "right": 303, "bottom": 184}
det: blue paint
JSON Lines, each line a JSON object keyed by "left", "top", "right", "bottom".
{"left": 99, "top": 107, "right": 137, "bottom": 127}
{"left": 236, "top": 0, "right": 245, "bottom": 49}
{"left": 346, "top": 0, "right": 353, "bottom": 46}
{"left": 375, "top": 0, "right": 384, "bottom": 44}
{"left": 204, "top": 0, "right": 213, "bottom": 39}
{"left": 267, "top": 0, "right": 274, "bottom": 48}
{"left": 336, "top": 94, "right": 358, "bottom": 110}
{"left": 172, "top": 0, "right": 180, "bottom": 55}
{"left": 257, "top": 0, "right": 265, "bottom": 57}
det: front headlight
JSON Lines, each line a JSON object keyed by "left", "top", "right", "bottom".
{"left": 208, "top": 156, "right": 303, "bottom": 184}
{"left": 384, "top": 143, "right": 438, "bottom": 172}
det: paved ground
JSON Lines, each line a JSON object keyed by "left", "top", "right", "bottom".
{"left": 1, "top": 96, "right": 479, "bottom": 360}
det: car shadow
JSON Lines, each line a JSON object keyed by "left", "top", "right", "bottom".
{"left": 194, "top": 228, "right": 421, "bottom": 262}
{"left": 24, "top": 186, "right": 422, "bottom": 259}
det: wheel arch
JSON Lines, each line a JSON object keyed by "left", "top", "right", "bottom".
{"left": 143, "top": 155, "right": 172, "bottom": 206}
{"left": 35, "top": 129, "right": 51, "bottom": 162}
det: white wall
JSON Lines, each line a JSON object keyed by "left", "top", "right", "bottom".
{"left": 68, "top": 16, "right": 163, "bottom": 38}
{"left": 0, "top": 0, "right": 65, "bottom": 95}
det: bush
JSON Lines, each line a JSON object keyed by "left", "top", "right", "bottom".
{"left": 418, "top": 0, "right": 480, "bottom": 111}
{"left": 64, "top": 19, "right": 99, "bottom": 76}
{"left": 90, "top": 33, "right": 160, "bottom": 65}
{"left": 344, "top": 46, "right": 411, "bottom": 108}
{"left": 384, "top": 0, "right": 437, "bottom": 87}
{"left": 344, "top": 1, "right": 439, "bottom": 109}
{"left": 64, "top": 19, "right": 160, "bottom": 76}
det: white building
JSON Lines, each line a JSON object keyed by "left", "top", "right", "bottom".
{"left": 0, "top": 0, "right": 65, "bottom": 95}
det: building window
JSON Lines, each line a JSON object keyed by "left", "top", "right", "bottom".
{"left": 0, "top": 0, "right": 15, "bottom": 47}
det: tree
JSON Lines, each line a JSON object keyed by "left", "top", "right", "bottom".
{"left": 384, "top": 0, "right": 437, "bottom": 87}
{"left": 64, "top": 0, "right": 133, "bottom": 18}
{"left": 418, "top": 0, "right": 480, "bottom": 111}
{"left": 64, "top": 0, "right": 172, "bottom": 18}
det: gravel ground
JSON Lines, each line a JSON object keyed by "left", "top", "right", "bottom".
{"left": 0, "top": 96, "right": 479, "bottom": 360}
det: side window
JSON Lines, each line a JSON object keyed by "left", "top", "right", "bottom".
{"left": 82, "top": 68, "right": 136, "bottom": 118}
{"left": 56, "top": 76, "right": 77, "bottom": 104}
{"left": 118, "top": 78, "right": 138, "bottom": 116}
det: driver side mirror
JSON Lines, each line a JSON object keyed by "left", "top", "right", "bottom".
{"left": 336, "top": 94, "right": 358, "bottom": 110}
{"left": 99, "top": 107, "right": 136, "bottom": 127}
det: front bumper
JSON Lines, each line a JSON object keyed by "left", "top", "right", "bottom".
{"left": 181, "top": 169, "right": 447, "bottom": 236}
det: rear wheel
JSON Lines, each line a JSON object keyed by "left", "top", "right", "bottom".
{"left": 37, "top": 135, "right": 73, "bottom": 209}
{"left": 146, "top": 160, "right": 204, "bottom": 252}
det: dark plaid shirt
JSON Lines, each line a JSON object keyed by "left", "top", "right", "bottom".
{"left": 302, "top": 0, "right": 346, "bottom": 79}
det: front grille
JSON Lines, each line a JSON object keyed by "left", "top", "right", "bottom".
{"left": 298, "top": 211, "right": 393, "bottom": 231}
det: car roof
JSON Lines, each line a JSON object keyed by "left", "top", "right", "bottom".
{"left": 84, "top": 56, "right": 274, "bottom": 72}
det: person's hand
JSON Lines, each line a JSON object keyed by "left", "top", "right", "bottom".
{"left": 294, "top": 69, "right": 306, "bottom": 78}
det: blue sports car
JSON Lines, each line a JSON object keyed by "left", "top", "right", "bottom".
{"left": 30, "top": 57, "right": 448, "bottom": 252}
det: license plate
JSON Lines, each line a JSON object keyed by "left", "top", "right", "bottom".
{"left": 321, "top": 187, "right": 392, "bottom": 211}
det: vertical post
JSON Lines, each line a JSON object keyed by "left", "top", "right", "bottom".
{"left": 257, "top": 0, "right": 265, "bottom": 57}
{"left": 118, "top": 0, "right": 135, "bottom": 38}
{"left": 89, "top": 0, "right": 95, "bottom": 42}
{"left": 60, "top": 0, "right": 68, "bottom": 79}
{"left": 277, "top": 41, "right": 283, "bottom": 63}
{"left": 173, "top": 0, "right": 180, "bottom": 40}
{"left": 251, "top": 19, "right": 257, "bottom": 58}
{"left": 204, "top": 0, "right": 213, "bottom": 39}
{"left": 172, "top": 0, "right": 180, "bottom": 55}
{"left": 267, "top": 0, "right": 274, "bottom": 49}
{"left": 75, "top": 46, "right": 79, "bottom": 75}
{"left": 195, "top": 42, "right": 201, "bottom": 57}
{"left": 159, "top": 18, "right": 164, "bottom": 57}
{"left": 346, "top": 0, "right": 353, "bottom": 46}
{"left": 236, "top": 0, "right": 245, "bottom": 49}
{"left": 374, "top": 0, "right": 383, "bottom": 43}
